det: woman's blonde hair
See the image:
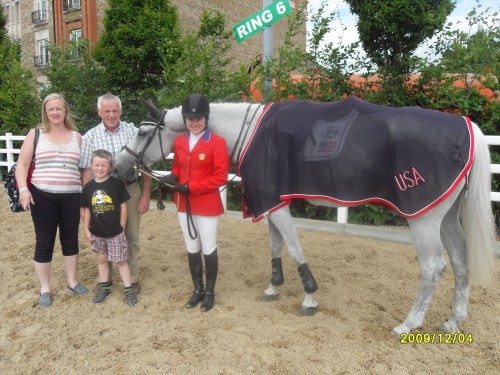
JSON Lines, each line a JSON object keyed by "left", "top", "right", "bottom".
{"left": 40, "top": 93, "right": 76, "bottom": 132}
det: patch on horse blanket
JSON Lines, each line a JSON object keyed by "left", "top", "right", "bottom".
{"left": 238, "top": 97, "right": 473, "bottom": 221}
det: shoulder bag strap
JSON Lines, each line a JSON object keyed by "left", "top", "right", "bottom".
{"left": 32, "top": 128, "right": 40, "bottom": 161}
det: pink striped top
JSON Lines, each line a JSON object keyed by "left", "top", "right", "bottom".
{"left": 31, "top": 131, "right": 82, "bottom": 193}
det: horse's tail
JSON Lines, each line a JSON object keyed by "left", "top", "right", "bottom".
{"left": 462, "top": 121, "right": 496, "bottom": 286}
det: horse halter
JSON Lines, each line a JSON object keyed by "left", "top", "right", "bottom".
{"left": 122, "top": 112, "right": 167, "bottom": 180}
{"left": 122, "top": 112, "right": 169, "bottom": 210}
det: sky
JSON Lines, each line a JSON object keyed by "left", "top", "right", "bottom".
{"left": 306, "top": 0, "right": 499, "bottom": 58}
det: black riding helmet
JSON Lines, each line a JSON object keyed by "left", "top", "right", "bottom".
{"left": 182, "top": 94, "right": 210, "bottom": 119}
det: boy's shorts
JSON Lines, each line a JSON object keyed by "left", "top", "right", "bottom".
{"left": 90, "top": 231, "right": 129, "bottom": 263}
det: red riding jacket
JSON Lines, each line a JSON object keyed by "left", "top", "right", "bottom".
{"left": 171, "top": 129, "right": 229, "bottom": 215}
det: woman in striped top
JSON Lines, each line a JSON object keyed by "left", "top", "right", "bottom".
{"left": 15, "top": 93, "right": 88, "bottom": 307}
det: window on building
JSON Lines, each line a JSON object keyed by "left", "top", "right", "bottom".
{"left": 3, "top": 3, "right": 10, "bottom": 28}
{"left": 13, "top": 0, "right": 19, "bottom": 30}
{"left": 4, "top": 0, "right": 21, "bottom": 39}
{"left": 63, "top": 0, "right": 81, "bottom": 12}
{"left": 32, "top": 0, "right": 48, "bottom": 24}
{"left": 69, "top": 28, "right": 83, "bottom": 43}
{"left": 68, "top": 28, "right": 84, "bottom": 59}
{"left": 34, "top": 39, "right": 49, "bottom": 67}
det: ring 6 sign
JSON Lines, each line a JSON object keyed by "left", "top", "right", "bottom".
{"left": 233, "top": 1, "right": 294, "bottom": 43}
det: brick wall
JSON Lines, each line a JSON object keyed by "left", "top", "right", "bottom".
{"left": 19, "top": 0, "right": 54, "bottom": 80}
{"left": 11, "top": 0, "right": 306, "bottom": 81}
{"left": 94, "top": 0, "right": 306, "bottom": 69}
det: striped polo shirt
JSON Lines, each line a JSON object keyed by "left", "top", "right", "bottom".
{"left": 79, "top": 121, "right": 138, "bottom": 169}
{"left": 31, "top": 131, "right": 82, "bottom": 193}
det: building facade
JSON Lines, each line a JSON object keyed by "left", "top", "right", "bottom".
{"left": 1, "top": 0, "right": 305, "bottom": 82}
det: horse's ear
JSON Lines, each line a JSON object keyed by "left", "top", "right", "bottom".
{"left": 158, "top": 109, "right": 167, "bottom": 128}
{"left": 140, "top": 97, "right": 161, "bottom": 121}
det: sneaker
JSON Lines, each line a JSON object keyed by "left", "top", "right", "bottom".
{"left": 92, "top": 287, "right": 111, "bottom": 304}
{"left": 131, "top": 282, "right": 141, "bottom": 295}
{"left": 93, "top": 281, "right": 112, "bottom": 293}
{"left": 67, "top": 284, "right": 89, "bottom": 296}
{"left": 39, "top": 292, "right": 52, "bottom": 307}
{"left": 124, "top": 289, "right": 138, "bottom": 306}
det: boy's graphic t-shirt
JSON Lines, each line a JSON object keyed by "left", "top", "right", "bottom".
{"left": 81, "top": 177, "right": 130, "bottom": 238}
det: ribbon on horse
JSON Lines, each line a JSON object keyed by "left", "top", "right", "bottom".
{"left": 238, "top": 97, "right": 473, "bottom": 221}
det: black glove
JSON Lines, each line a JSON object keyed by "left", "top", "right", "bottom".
{"left": 174, "top": 184, "right": 189, "bottom": 195}
{"left": 160, "top": 174, "right": 177, "bottom": 186}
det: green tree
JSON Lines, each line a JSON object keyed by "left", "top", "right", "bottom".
{"left": 0, "top": 3, "right": 39, "bottom": 136}
{"left": 415, "top": 2, "right": 499, "bottom": 230}
{"left": 345, "top": 0, "right": 455, "bottom": 105}
{"left": 271, "top": 2, "right": 352, "bottom": 102}
{"left": 417, "top": 1, "right": 499, "bottom": 132}
{"left": 42, "top": 41, "right": 107, "bottom": 132}
{"left": 160, "top": 10, "right": 246, "bottom": 107}
{"left": 94, "top": 0, "right": 181, "bottom": 122}
{"left": 254, "top": 2, "right": 353, "bottom": 103}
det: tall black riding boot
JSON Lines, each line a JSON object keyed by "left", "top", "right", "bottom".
{"left": 186, "top": 251, "right": 204, "bottom": 308}
{"left": 201, "top": 249, "right": 218, "bottom": 312}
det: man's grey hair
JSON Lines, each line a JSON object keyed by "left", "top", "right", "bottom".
{"left": 97, "top": 93, "right": 122, "bottom": 111}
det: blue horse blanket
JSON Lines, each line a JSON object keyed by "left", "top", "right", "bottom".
{"left": 238, "top": 97, "right": 473, "bottom": 221}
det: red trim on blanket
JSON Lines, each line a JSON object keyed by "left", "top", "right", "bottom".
{"left": 240, "top": 115, "right": 474, "bottom": 221}
{"left": 237, "top": 103, "right": 273, "bottom": 172}
{"left": 249, "top": 200, "right": 292, "bottom": 222}
{"left": 277, "top": 116, "right": 475, "bottom": 219}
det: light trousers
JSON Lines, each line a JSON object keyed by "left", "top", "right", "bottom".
{"left": 178, "top": 213, "right": 219, "bottom": 255}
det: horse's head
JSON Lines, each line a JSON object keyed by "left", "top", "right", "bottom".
{"left": 114, "top": 101, "right": 185, "bottom": 181}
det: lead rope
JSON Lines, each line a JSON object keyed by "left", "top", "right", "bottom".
{"left": 185, "top": 194, "right": 198, "bottom": 239}
{"left": 156, "top": 125, "right": 168, "bottom": 210}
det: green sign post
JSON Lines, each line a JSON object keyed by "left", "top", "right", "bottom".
{"left": 233, "top": 0, "right": 293, "bottom": 44}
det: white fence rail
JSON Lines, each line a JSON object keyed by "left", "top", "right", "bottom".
{"left": 2, "top": 132, "right": 500, "bottom": 224}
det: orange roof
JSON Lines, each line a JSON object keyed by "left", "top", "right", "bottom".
{"left": 245, "top": 73, "right": 496, "bottom": 102}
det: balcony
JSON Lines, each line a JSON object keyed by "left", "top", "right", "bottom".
{"left": 34, "top": 54, "right": 49, "bottom": 68}
{"left": 63, "top": 0, "right": 81, "bottom": 12}
{"left": 31, "top": 10, "right": 48, "bottom": 24}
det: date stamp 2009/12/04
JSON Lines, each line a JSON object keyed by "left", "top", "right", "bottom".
{"left": 400, "top": 332, "right": 473, "bottom": 344}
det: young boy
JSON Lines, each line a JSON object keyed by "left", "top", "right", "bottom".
{"left": 81, "top": 149, "right": 138, "bottom": 306}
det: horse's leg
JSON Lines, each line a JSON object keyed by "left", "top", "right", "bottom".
{"left": 439, "top": 188, "right": 468, "bottom": 333}
{"left": 267, "top": 206, "right": 319, "bottom": 315}
{"left": 392, "top": 210, "right": 448, "bottom": 335}
{"left": 262, "top": 219, "right": 285, "bottom": 301}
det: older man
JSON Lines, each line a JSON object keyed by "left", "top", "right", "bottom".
{"left": 80, "top": 93, "right": 151, "bottom": 294}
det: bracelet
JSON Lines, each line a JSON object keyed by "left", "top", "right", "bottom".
{"left": 19, "top": 188, "right": 29, "bottom": 193}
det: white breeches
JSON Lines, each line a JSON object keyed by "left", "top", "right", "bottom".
{"left": 178, "top": 213, "right": 219, "bottom": 255}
